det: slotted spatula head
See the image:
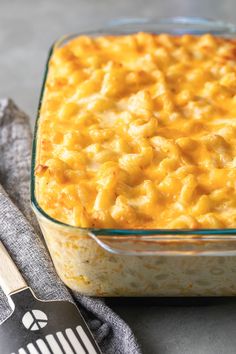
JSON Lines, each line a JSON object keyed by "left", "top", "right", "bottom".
{"left": 0, "top": 242, "right": 101, "bottom": 354}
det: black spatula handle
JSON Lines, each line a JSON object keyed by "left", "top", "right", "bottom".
{"left": 0, "top": 241, "right": 28, "bottom": 297}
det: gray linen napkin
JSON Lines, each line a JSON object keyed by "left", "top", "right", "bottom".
{"left": 0, "top": 98, "right": 142, "bottom": 354}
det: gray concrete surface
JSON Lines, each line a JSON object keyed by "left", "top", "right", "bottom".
{"left": 1, "top": 0, "right": 236, "bottom": 353}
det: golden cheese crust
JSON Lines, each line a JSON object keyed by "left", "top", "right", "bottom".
{"left": 36, "top": 33, "right": 236, "bottom": 229}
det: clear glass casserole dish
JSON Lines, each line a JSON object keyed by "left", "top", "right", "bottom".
{"left": 31, "top": 17, "right": 236, "bottom": 296}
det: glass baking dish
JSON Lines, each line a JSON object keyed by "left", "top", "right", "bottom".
{"left": 31, "top": 17, "right": 236, "bottom": 296}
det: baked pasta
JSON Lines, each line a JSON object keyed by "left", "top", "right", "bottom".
{"left": 36, "top": 32, "right": 236, "bottom": 229}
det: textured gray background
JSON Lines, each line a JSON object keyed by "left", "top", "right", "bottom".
{"left": 1, "top": 0, "right": 236, "bottom": 353}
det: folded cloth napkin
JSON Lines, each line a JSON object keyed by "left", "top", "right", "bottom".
{"left": 0, "top": 98, "right": 142, "bottom": 354}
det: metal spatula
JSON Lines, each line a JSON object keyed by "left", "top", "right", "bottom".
{"left": 0, "top": 241, "right": 102, "bottom": 354}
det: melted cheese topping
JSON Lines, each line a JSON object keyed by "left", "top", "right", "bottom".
{"left": 36, "top": 33, "right": 236, "bottom": 229}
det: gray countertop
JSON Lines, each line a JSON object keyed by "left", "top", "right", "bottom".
{"left": 1, "top": 0, "right": 236, "bottom": 353}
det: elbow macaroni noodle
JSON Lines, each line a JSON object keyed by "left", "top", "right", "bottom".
{"left": 36, "top": 33, "right": 236, "bottom": 229}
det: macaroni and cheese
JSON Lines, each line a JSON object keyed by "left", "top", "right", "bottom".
{"left": 36, "top": 33, "right": 236, "bottom": 229}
